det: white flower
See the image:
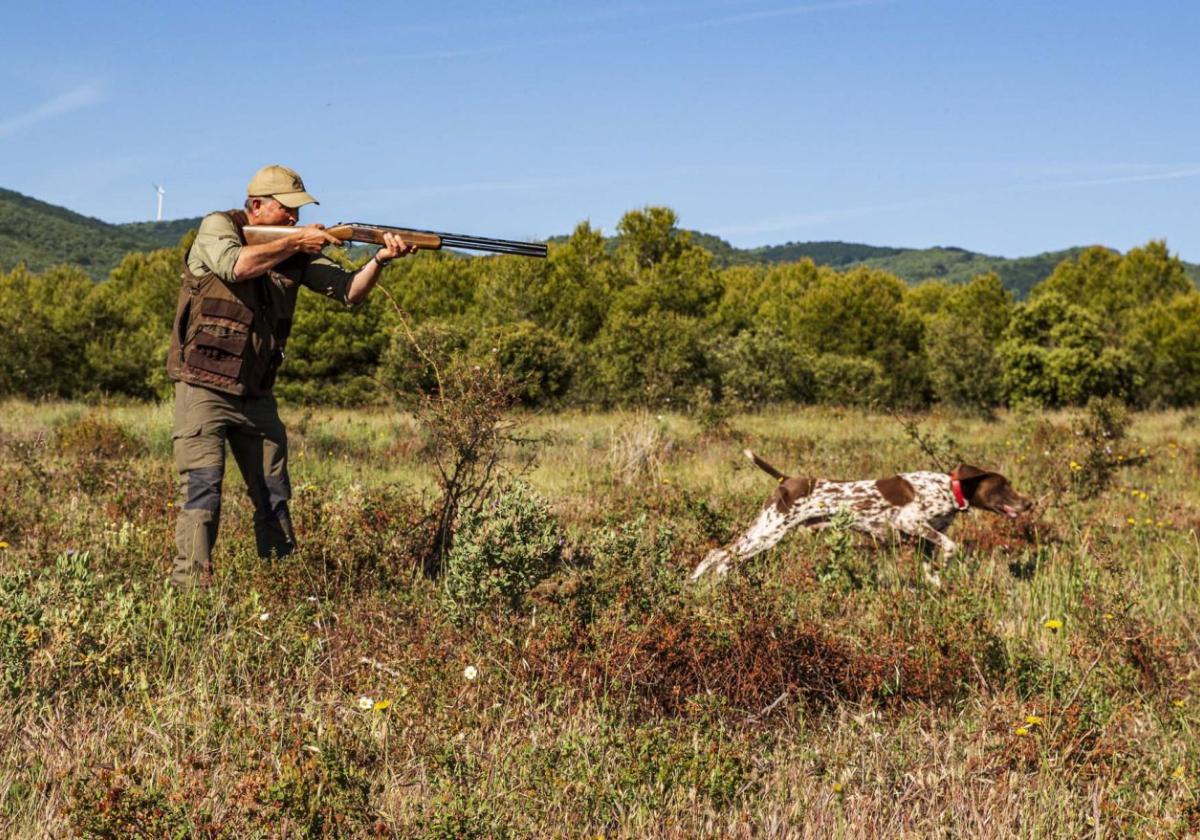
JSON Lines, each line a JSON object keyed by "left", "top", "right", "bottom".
{"left": 463, "top": 665, "right": 478, "bottom": 681}
{"left": 258, "top": 611, "right": 270, "bottom": 622}
{"left": 356, "top": 695, "right": 374, "bottom": 710}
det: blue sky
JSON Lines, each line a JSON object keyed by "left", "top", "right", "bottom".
{"left": 3, "top": 0, "right": 1199, "bottom": 259}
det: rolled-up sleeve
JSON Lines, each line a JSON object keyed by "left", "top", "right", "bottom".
{"left": 187, "top": 213, "right": 242, "bottom": 281}
{"left": 301, "top": 255, "right": 357, "bottom": 306}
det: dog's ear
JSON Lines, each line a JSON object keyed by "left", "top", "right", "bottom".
{"left": 952, "top": 464, "right": 990, "bottom": 482}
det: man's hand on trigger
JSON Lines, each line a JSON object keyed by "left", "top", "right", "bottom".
{"left": 376, "top": 231, "right": 418, "bottom": 262}
{"left": 292, "top": 224, "right": 341, "bottom": 254}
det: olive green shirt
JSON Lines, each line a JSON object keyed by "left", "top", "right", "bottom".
{"left": 187, "top": 212, "right": 356, "bottom": 305}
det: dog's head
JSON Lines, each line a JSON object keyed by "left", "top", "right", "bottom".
{"left": 952, "top": 464, "right": 1033, "bottom": 519}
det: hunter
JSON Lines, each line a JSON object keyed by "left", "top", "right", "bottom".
{"left": 166, "top": 164, "right": 415, "bottom": 589}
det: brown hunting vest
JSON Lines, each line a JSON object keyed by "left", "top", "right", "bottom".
{"left": 167, "top": 210, "right": 310, "bottom": 397}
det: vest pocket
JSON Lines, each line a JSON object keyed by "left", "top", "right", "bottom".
{"left": 185, "top": 325, "right": 246, "bottom": 379}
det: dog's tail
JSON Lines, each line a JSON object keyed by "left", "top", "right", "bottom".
{"left": 744, "top": 449, "right": 788, "bottom": 481}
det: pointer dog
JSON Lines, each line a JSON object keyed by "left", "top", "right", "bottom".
{"left": 691, "top": 450, "right": 1033, "bottom": 584}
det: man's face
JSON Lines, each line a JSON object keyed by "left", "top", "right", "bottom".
{"left": 249, "top": 197, "right": 299, "bottom": 226}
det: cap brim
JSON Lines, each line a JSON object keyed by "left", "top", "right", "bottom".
{"left": 272, "top": 190, "right": 318, "bottom": 208}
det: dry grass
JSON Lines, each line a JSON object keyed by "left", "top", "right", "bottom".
{"left": 0, "top": 399, "right": 1197, "bottom": 837}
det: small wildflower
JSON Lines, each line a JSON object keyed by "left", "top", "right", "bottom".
{"left": 1024, "top": 714, "right": 1044, "bottom": 727}
{"left": 1144, "top": 517, "right": 1153, "bottom": 526}
{"left": 0, "top": 541, "right": 8, "bottom": 550}
{"left": 258, "top": 611, "right": 270, "bottom": 622}
{"left": 1174, "top": 699, "right": 1186, "bottom": 709}
{"left": 662, "top": 478, "right": 671, "bottom": 485}
{"left": 1015, "top": 726, "right": 1030, "bottom": 736}
{"left": 1103, "top": 613, "right": 1114, "bottom": 621}
{"left": 1173, "top": 764, "right": 1186, "bottom": 781}
{"left": 1126, "top": 517, "right": 1136, "bottom": 525}
{"left": 373, "top": 699, "right": 392, "bottom": 711}
{"left": 832, "top": 782, "right": 844, "bottom": 794}
{"left": 357, "top": 695, "right": 374, "bottom": 710}
{"left": 1043, "top": 619, "right": 1063, "bottom": 632}
{"left": 463, "top": 665, "right": 479, "bottom": 681}
{"left": 1156, "top": 520, "right": 1165, "bottom": 528}
{"left": 1139, "top": 447, "right": 1147, "bottom": 456}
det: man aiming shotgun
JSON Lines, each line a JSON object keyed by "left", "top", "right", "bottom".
{"left": 166, "top": 164, "right": 545, "bottom": 590}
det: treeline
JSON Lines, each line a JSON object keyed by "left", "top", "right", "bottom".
{"left": 1, "top": 206, "right": 1198, "bottom": 411}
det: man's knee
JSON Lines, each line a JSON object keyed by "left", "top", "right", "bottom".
{"left": 182, "top": 466, "right": 224, "bottom": 513}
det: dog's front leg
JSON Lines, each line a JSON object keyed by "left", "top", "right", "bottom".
{"left": 898, "top": 521, "right": 957, "bottom": 588}
{"left": 691, "top": 505, "right": 794, "bottom": 580}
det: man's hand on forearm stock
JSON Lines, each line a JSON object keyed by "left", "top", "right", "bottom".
{"left": 232, "top": 224, "right": 340, "bottom": 280}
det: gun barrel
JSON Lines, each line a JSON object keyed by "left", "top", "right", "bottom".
{"left": 344, "top": 223, "right": 547, "bottom": 258}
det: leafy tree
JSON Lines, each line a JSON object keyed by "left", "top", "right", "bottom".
{"left": 1127, "top": 292, "right": 1200, "bottom": 406}
{"left": 788, "top": 267, "right": 929, "bottom": 406}
{"left": 997, "top": 292, "right": 1138, "bottom": 407}
{"left": 1035, "top": 241, "right": 1192, "bottom": 336}
{"left": 922, "top": 274, "right": 1012, "bottom": 411}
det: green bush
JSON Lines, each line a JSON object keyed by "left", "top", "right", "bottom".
{"left": 711, "top": 327, "right": 815, "bottom": 407}
{"left": 471, "top": 321, "right": 576, "bottom": 407}
{"left": 443, "top": 480, "right": 564, "bottom": 619}
{"left": 811, "top": 354, "right": 887, "bottom": 406}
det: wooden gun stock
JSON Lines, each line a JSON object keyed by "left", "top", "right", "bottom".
{"left": 242, "top": 223, "right": 547, "bottom": 258}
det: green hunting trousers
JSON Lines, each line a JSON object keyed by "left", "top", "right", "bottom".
{"left": 171, "top": 382, "right": 295, "bottom": 589}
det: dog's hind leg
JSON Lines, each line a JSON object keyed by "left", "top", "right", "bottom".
{"left": 691, "top": 505, "right": 795, "bottom": 580}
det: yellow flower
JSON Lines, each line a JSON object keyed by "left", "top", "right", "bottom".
{"left": 1043, "top": 619, "right": 1063, "bottom": 632}
{"left": 1126, "top": 517, "right": 1136, "bottom": 526}
{"left": 662, "top": 478, "right": 671, "bottom": 485}
{"left": 1015, "top": 726, "right": 1030, "bottom": 736}
{"left": 832, "top": 782, "right": 844, "bottom": 794}
{"left": 1139, "top": 447, "right": 1147, "bottom": 456}
{"left": 1024, "top": 715, "right": 1044, "bottom": 727}
{"left": 373, "top": 699, "right": 392, "bottom": 711}
{"left": 1173, "top": 699, "right": 1186, "bottom": 709}
{"left": 0, "top": 541, "right": 8, "bottom": 550}
{"left": 1173, "top": 764, "right": 1186, "bottom": 781}
{"left": 1103, "top": 613, "right": 1114, "bottom": 621}
{"left": 1144, "top": 518, "right": 1153, "bottom": 526}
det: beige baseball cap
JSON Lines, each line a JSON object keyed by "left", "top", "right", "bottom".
{"left": 246, "top": 164, "right": 318, "bottom": 208}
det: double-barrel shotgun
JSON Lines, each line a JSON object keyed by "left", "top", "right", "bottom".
{"left": 243, "top": 222, "right": 547, "bottom": 258}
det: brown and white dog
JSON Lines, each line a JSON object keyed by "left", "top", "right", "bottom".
{"left": 691, "top": 450, "right": 1033, "bottom": 584}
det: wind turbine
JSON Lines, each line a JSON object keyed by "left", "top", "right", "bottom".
{"left": 152, "top": 183, "right": 165, "bottom": 222}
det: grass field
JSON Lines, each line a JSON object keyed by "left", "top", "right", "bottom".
{"left": 0, "top": 399, "right": 1197, "bottom": 837}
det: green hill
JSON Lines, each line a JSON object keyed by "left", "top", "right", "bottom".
{"left": 0, "top": 187, "right": 200, "bottom": 280}
{"left": 4, "top": 186, "right": 1198, "bottom": 294}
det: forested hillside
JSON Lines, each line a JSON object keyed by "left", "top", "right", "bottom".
{"left": 0, "top": 188, "right": 199, "bottom": 279}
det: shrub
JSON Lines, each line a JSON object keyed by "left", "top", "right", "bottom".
{"left": 443, "top": 480, "right": 564, "bottom": 619}
{"left": 471, "top": 321, "right": 575, "bottom": 407}
{"left": 710, "top": 327, "right": 815, "bottom": 407}
{"left": 811, "top": 354, "right": 886, "bottom": 406}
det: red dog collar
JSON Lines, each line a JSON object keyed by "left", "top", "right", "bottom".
{"left": 950, "top": 473, "right": 969, "bottom": 511}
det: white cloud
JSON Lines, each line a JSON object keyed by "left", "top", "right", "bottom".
{"left": 0, "top": 81, "right": 107, "bottom": 140}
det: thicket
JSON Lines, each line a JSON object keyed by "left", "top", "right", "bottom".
{"left": 1, "top": 206, "right": 1198, "bottom": 410}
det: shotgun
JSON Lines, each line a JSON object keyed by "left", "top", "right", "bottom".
{"left": 242, "top": 222, "right": 547, "bottom": 258}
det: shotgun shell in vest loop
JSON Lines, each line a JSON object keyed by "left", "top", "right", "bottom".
{"left": 247, "top": 164, "right": 318, "bottom": 208}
